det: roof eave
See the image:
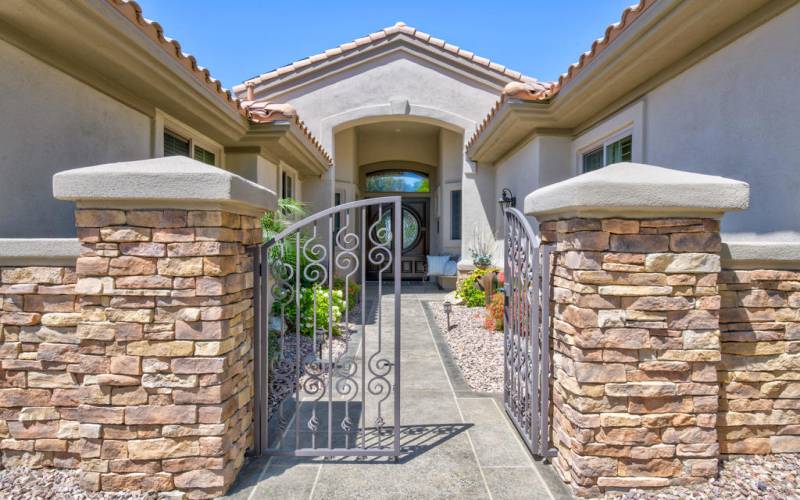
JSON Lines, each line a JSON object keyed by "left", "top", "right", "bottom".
{"left": 467, "top": 100, "right": 554, "bottom": 163}
{"left": 241, "top": 121, "right": 331, "bottom": 177}
{"left": 468, "top": 0, "right": 780, "bottom": 162}
{"left": 0, "top": 0, "right": 248, "bottom": 144}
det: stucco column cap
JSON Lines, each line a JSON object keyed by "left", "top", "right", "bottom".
{"left": 722, "top": 239, "right": 800, "bottom": 270}
{"left": 524, "top": 162, "right": 749, "bottom": 220}
{"left": 0, "top": 238, "right": 80, "bottom": 266}
{"left": 53, "top": 156, "right": 276, "bottom": 215}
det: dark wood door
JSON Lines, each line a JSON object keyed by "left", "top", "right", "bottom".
{"left": 366, "top": 198, "right": 429, "bottom": 280}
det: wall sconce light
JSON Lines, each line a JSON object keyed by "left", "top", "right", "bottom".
{"left": 443, "top": 300, "right": 452, "bottom": 330}
{"left": 498, "top": 188, "right": 516, "bottom": 210}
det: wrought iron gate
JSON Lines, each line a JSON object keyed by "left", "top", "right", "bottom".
{"left": 502, "top": 207, "right": 554, "bottom": 458}
{"left": 251, "top": 196, "right": 401, "bottom": 458}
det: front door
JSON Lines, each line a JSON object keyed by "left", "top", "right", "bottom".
{"left": 367, "top": 198, "right": 428, "bottom": 280}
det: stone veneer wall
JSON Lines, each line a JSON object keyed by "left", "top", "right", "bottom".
{"left": 542, "top": 217, "right": 722, "bottom": 497}
{"left": 72, "top": 208, "right": 260, "bottom": 497}
{"left": 717, "top": 267, "right": 800, "bottom": 455}
{"left": 0, "top": 265, "right": 81, "bottom": 468}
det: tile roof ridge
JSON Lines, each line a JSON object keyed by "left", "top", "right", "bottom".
{"left": 466, "top": 0, "right": 655, "bottom": 150}
{"left": 237, "top": 21, "right": 539, "bottom": 91}
{"left": 108, "top": 0, "right": 247, "bottom": 117}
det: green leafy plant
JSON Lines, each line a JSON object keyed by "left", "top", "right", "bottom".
{"left": 261, "top": 198, "right": 318, "bottom": 287}
{"left": 262, "top": 199, "right": 361, "bottom": 338}
{"left": 333, "top": 277, "right": 361, "bottom": 307}
{"left": 281, "top": 285, "right": 345, "bottom": 336}
{"left": 456, "top": 267, "right": 498, "bottom": 307}
{"left": 484, "top": 293, "right": 504, "bottom": 331}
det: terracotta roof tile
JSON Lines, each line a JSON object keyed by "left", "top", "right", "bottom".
{"left": 108, "top": 0, "right": 331, "bottom": 166}
{"left": 107, "top": 0, "right": 245, "bottom": 117}
{"left": 467, "top": 0, "right": 656, "bottom": 150}
{"left": 242, "top": 101, "right": 333, "bottom": 165}
{"left": 239, "top": 21, "right": 538, "bottom": 90}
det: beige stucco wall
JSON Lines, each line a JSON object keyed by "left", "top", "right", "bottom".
{"left": 572, "top": 3, "right": 800, "bottom": 239}
{"left": 0, "top": 39, "right": 151, "bottom": 237}
{"left": 356, "top": 126, "right": 438, "bottom": 167}
{"left": 493, "top": 134, "right": 571, "bottom": 261}
{"left": 644, "top": 3, "right": 800, "bottom": 237}
{"left": 225, "top": 152, "right": 280, "bottom": 196}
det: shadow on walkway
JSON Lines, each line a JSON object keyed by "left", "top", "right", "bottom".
{"left": 226, "top": 423, "right": 473, "bottom": 497}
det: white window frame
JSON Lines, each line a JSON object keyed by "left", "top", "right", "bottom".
{"left": 581, "top": 129, "right": 633, "bottom": 172}
{"left": 572, "top": 100, "right": 644, "bottom": 175}
{"left": 154, "top": 109, "right": 223, "bottom": 167}
{"left": 441, "top": 181, "right": 462, "bottom": 248}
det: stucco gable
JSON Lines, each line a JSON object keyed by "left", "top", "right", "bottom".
{"left": 235, "top": 22, "right": 547, "bottom": 98}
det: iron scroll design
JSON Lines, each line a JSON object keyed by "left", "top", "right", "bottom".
{"left": 251, "top": 196, "right": 402, "bottom": 458}
{"left": 502, "top": 207, "right": 554, "bottom": 458}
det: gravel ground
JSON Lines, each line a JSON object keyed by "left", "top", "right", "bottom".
{"left": 602, "top": 454, "right": 800, "bottom": 500}
{"left": 0, "top": 467, "right": 157, "bottom": 499}
{"left": 430, "top": 301, "right": 504, "bottom": 393}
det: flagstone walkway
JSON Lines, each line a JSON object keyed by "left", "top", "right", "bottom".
{"left": 224, "top": 284, "right": 571, "bottom": 500}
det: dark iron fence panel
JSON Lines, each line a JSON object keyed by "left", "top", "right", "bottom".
{"left": 502, "top": 207, "right": 554, "bottom": 458}
{"left": 251, "top": 197, "right": 401, "bottom": 458}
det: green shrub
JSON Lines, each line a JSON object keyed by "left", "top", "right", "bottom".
{"left": 279, "top": 284, "right": 345, "bottom": 336}
{"left": 456, "top": 267, "right": 499, "bottom": 307}
{"left": 333, "top": 277, "right": 361, "bottom": 307}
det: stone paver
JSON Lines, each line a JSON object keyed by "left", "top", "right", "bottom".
{"left": 224, "top": 285, "right": 570, "bottom": 499}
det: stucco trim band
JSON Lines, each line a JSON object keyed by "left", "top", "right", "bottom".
{"left": 721, "top": 241, "right": 800, "bottom": 270}
{"left": 53, "top": 156, "right": 277, "bottom": 216}
{"left": 524, "top": 162, "right": 749, "bottom": 220}
{"left": 0, "top": 238, "right": 80, "bottom": 266}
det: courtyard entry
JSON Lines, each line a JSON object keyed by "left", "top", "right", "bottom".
{"left": 331, "top": 119, "right": 465, "bottom": 281}
{"left": 502, "top": 207, "right": 555, "bottom": 458}
{"left": 251, "top": 197, "right": 402, "bottom": 458}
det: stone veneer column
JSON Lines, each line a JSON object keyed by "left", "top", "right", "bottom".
{"left": 525, "top": 163, "right": 750, "bottom": 497}
{"left": 0, "top": 239, "right": 81, "bottom": 469}
{"left": 717, "top": 242, "right": 800, "bottom": 455}
{"left": 53, "top": 157, "right": 275, "bottom": 498}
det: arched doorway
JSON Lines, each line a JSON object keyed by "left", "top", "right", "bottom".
{"left": 363, "top": 168, "right": 431, "bottom": 280}
{"left": 333, "top": 118, "right": 465, "bottom": 281}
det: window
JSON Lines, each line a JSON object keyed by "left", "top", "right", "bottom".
{"left": 450, "top": 190, "right": 461, "bottom": 240}
{"left": 582, "top": 147, "right": 604, "bottom": 173}
{"left": 334, "top": 192, "right": 342, "bottom": 233}
{"left": 377, "top": 207, "right": 422, "bottom": 251}
{"left": 366, "top": 170, "right": 430, "bottom": 193}
{"left": 582, "top": 134, "right": 632, "bottom": 173}
{"left": 193, "top": 145, "right": 216, "bottom": 166}
{"left": 163, "top": 130, "right": 190, "bottom": 157}
{"left": 281, "top": 171, "right": 294, "bottom": 199}
{"left": 163, "top": 128, "right": 217, "bottom": 166}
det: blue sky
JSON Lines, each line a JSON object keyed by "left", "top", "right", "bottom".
{"left": 135, "top": 0, "right": 635, "bottom": 90}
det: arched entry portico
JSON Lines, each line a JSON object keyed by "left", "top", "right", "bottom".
{"left": 330, "top": 115, "right": 466, "bottom": 280}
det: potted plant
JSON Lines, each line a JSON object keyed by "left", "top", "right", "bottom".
{"left": 468, "top": 226, "right": 496, "bottom": 269}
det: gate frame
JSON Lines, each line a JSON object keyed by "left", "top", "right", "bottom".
{"left": 502, "top": 206, "right": 556, "bottom": 458}
{"left": 250, "top": 196, "right": 402, "bottom": 458}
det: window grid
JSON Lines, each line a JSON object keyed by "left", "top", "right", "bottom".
{"left": 193, "top": 145, "right": 216, "bottom": 166}
{"left": 163, "top": 130, "right": 190, "bottom": 157}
